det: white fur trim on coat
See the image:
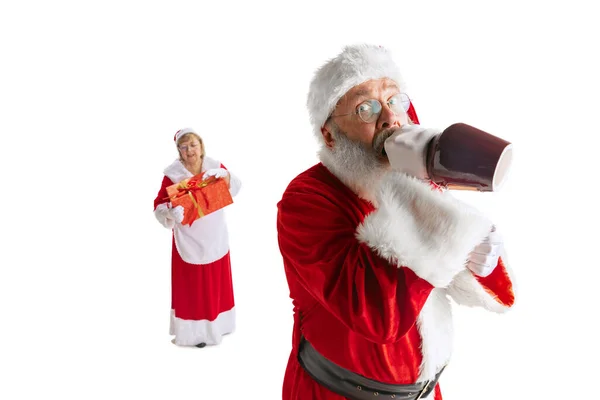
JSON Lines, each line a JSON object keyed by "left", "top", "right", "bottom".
{"left": 356, "top": 171, "right": 493, "bottom": 288}
{"left": 416, "top": 288, "right": 453, "bottom": 382}
{"left": 446, "top": 247, "right": 517, "bottom": 312}
{"left": 307, "top": 44, "right": 407, "bottom": 141}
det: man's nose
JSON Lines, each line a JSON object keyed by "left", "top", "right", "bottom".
{"left": 377, "top": 104, "right": 403, "bottom": 130}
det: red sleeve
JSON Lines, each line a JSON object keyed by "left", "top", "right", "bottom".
{"left": 277, "top": 182, "right": 433, "bottom": 344}
{"left": 474, "top": 257, "right": 515, "bottom": 307}
{"left": 153, "top": 176, "right": 174, "bottom": 210}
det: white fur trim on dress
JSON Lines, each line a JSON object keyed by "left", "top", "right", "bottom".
{"left": 169, "top": 309, "right": 175, "bottom": 335}
{"left": 164, "top": 158, "right": 195, "bottom": 184}
{"left": 307, "top": 44, "right": 407, "bottom": 141}
{"left": 416, "top": 289, "right": 453, "bottom": 382}
{"left": 172, "top": 307, "right": 236, "bottom": 346}
{"left": 446, "top": 247, "right": 517, "bottom": 312}
{"left": 154, "top": 203, "right": 175, "bottom": 229}
{"left": 227, "top": 169, "right": 242, "bottom": 197}
{"left": 174, "top": 127, "right": 197, "bottom": 143}
{"left": 356, "top": 171, "right": 493, "bottom": 288}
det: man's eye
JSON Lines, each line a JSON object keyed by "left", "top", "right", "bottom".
{"left": 358, "top": 103, "right": 371, "bottom": 112}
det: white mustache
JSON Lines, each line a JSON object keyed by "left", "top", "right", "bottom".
{"left": 372, "top": 128, "right": 398, "bottom": 157}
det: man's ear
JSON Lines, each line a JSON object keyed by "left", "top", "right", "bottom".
{"left": 321, "top": 123, "right": 335, "bottom": 149}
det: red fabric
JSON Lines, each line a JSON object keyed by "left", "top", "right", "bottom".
{"left": 154, "top": 171, "right": 235, "bottom": 321}
{"left": 154, "top": 175, "right": 173, "bottom": 210}
{"left": 282, "top": 354, "right": 443, "bottom": 400}
{"left": 277, "top": 163, "right": 438, "bottom": 399}
{"left": 430, "top": 180, "right": 515, "bottom": 308}
{"left": 428, "top": 171, "right": 515, "bottom": 308}
{"left": 172, "top": 247, "right": 234, "bottom": 321}
{"left": 475, "top": 257, "right": 515, "bottom": 307}
{"left": 407, "top": 101, "right": 420, "bottom": 124}
{"left": 154, "top": 176, "right": 176, "bottom": 309}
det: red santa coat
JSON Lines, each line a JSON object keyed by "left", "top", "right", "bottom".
{"left": 153, "top": 156, "right": 241, "bottom": 346}
{"left": 277, "top": 163, "right": 515, "bottom": 400}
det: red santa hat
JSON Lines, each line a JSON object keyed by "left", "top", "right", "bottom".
{"left": 173, "top": 127, "right": 198, "bottom": 144}
{"left": 307, "top": 43, "right": 420, "bottom": 140}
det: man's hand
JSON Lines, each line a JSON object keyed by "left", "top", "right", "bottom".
{"left": 383, "top": 125, "right": 440, "bottom": 180}
{"left": 466, "top": 226, "right": 503, "bottom": 277}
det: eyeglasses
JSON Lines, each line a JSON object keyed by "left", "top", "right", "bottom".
{"left": 178, "top": 141, "right": 200, "bottom": 153}
{"left": 330, "top": 93, "right": 411, "bottom": 123}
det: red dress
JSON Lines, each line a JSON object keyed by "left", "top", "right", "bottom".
{"left": 153, "top": 156, "right": 241, "bottom": 346}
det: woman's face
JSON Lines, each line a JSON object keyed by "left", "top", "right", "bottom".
{"left": 178, "top": 135, "right": 203, "bottom": 165}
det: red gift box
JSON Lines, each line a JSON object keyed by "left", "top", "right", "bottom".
{"left": 165, "top": 175, "right": 233, "bottom": 226}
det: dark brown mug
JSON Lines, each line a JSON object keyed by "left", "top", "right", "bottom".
{"left": 425, "top": 123, "right": 513, "bottom": 191}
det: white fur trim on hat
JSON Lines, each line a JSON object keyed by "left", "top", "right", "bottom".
{"left": 174, "top": 127, "right": 198, "bottom": 143}
{"left": 307, "top": 44, "right": 407, "bottom": 140}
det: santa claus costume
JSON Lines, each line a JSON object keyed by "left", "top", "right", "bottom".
{"left": 277, "top": 45, "right": 516, "bottom": 399}
{"left": 153, "top": 129, "right": 241, "bottom": 347}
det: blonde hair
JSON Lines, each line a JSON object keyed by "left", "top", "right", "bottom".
{"left": 176, "top": 132, "right": 205, "bottom": 159}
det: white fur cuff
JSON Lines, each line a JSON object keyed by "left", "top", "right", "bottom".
{"left": 154, "top": 203, "right": 174, "bottom": 229}
{"left": 356, "top": 172, "right": 493, "bottom": 287}
{"left": 446, "top": 247, "right": 517, "bottom": 312}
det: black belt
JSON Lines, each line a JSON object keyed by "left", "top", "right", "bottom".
{"left": 298, "top": 337, "right": 444, "bottom": 400}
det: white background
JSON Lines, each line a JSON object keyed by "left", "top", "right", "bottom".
{"left": 1, "top": 1, "right": 598, "bottom": 399}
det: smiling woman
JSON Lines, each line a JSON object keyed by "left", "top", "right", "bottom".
{"left": 152, "top": 127, "right": 242, "bottom": 348}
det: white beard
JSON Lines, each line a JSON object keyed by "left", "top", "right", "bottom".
{"left": 318, "top": 130, "right": 391, "bottom": 206}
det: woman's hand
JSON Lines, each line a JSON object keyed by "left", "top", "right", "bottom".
{"left": 203, "top": 168, "right": 230, "bottom": 186}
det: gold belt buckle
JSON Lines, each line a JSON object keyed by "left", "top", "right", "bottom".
{"left": 414, "top": 379, "right": 430, "bottom": 400}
